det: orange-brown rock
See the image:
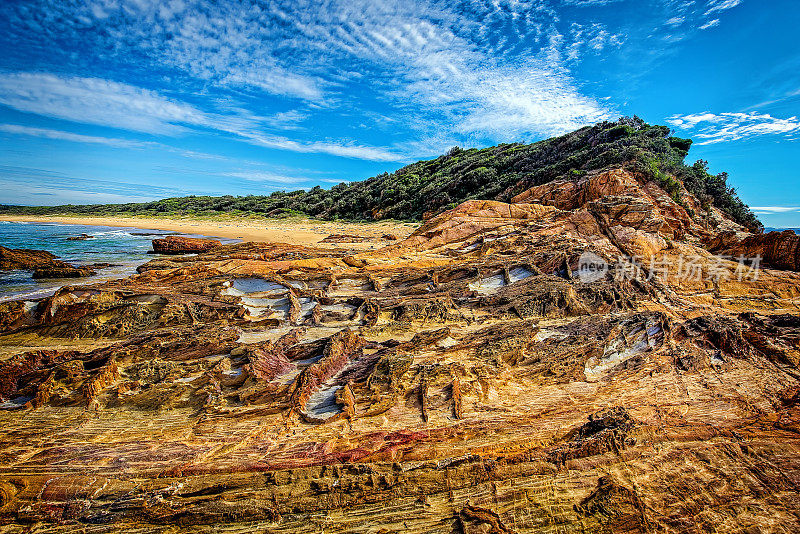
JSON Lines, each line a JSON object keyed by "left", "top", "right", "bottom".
{"left": 511, "top": 168, "right": 641, "bottom": 208}
{"left": 31, "top": 264, "right": 96, "bottom": 279}
{"left": 0, "top": 245, "right": 57, "bottom": 270}
{"left": 320, "top": 233, "right": 369, "bottom": 243}
{"left": 396, "top": 199, "right": 561, "bottom": 251}
{"left": 1, "top": 167, "right": 799, "bottom": 533}
{"left": 0, "top": 245, "right": 96, "bottom": 278}
{"left": 151, "top": 235, "right": 221, "bottom": 254}
{"left": 66, "top": 233, "right": 93, "bottom": 241}
{"left": 711, "top": 229, "right": 800, "bottom": 272}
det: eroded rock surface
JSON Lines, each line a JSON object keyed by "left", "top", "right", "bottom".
{"left": 0, "top": 245, "right": 96, "bottom": 279}
{"left": 151, "top": 235, "right": 222, "bottom": 254}
{"left": 0, "top": 167, "right": 799, "bottom": 532}
{"left": 710, "top": 228, "right": 800, "bottom": 272}
{"left": 0, "top": 246, "right": 58, "bottom": 271}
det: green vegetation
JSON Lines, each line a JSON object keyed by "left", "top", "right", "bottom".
{"left": 0, "top": 117, "right": 761, "bottom": 231}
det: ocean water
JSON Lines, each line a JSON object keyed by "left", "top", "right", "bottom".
{"left": 0, "top": 221, "right": 234, "bottom": 302}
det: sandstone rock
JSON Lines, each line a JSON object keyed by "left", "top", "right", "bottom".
{"left": 151, "top": 235, "right": 221, "bottom": 254}
{"left": 511, "top": 168, "right": 641, "bottom": 209}
{"left": 396, "top": 199, "right": 561, "bottom": 251}
{"left": 712, "top": 229, "right": 800, "bottom": 272}
{"left": 1, "top": 167, "right": 799, "bottom": 533}
{"left": 66, "top": 233, "right": 92, "bottom": 241}
{"left": 0, "top": 245, "right": 57, "bottom": 270}
{"left": 0, "top": 245, "right": 96, "bottom": 279}
{"left": 607, "top": 224, "right": 668, "bottom": 258}
{"left": 320, "top": 233, "right": 369, "bottom": 243}
{"left": 588, "top": 196, "right": 665, "bottom": 234}
{"left": 32, "top": 264, "right": 95, "bottom": 279}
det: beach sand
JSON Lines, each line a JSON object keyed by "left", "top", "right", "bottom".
{"left": 0, "top": 214, "right": 418, "bottom": 247}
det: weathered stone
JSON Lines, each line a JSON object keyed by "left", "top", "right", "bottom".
{"left": 1, "top": 245, "right": 96, "bottom": 279}
{"left": 66, "top": 234, "right": 93, "bottom": 241}
{"left": 151, "top": 235, "right": 221, "bottom": 254}
{"left": 0, "top": 245, "right": 57, "bottom": 270}
{"left": 1, "top": 166, "right": 799, "bottom": 532}
{"left": 712, "top": 229, "right": 800, "bottom": 271}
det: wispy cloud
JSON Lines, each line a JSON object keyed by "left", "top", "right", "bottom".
{"left": 235, "top": 132, "right": 402, "bottom": 161}
{"left": 561, "top": 0, "right": 625, "bottom": 6}
{"left": 0, "top": 0, "right": 754, "bottom": 166}
{"left": 0, "top": 0, "right": 618, "bottom": 148}
{"left": 0, "top": 73, "right": 204, "bottom": 135}
{"left": 699, "top": 18, "right": 720, "bottom": 30}
{"left": 285, "top": 2, "right": 614, "bottom": 140}
{"left": 565, "top": 22, "right": 626, "bottom": 62}
{"left": 665, "top": 16, "right": 686, "bottom": 27}
{"left": 75, "top": 0, "right": 325, "bottom": 102}
{"left": 694, "top": 0, "right": 741, "bottom": 30}
{"left": 750, "top": 206, "right": 800, "bottom": 214}
{"left": 704, "top": 0, "right": 743, "bottom": 16}
{"left": 667, "top": 111, "right": 800, "bottom": 144}
{"left": 0, "top": 123, "right": 229, "bottom": 162}
{"left": 0, "top": 72, "right": 399, "bottom": 161}
{"left": 0, "top": 165, "right": 194, "bottom": 206}
{"left": 0, "top": 124, "right": 145, "bottom": 148}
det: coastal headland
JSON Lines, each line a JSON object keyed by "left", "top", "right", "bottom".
{"left": 1, "top": 120, "right": 799, "bottom": 532}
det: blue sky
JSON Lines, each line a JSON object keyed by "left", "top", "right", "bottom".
{"left": 0, "top": 0, "right": 799, "bottom": 226}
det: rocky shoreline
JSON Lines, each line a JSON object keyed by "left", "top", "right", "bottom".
{"left": 0, "top": 245, "right": 109, "bottom": 280}
{"left": 0, "top": 167, "right": 799, "bottom": 532}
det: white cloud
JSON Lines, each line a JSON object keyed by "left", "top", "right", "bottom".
{"left": 750, "top": 206, "right": 800, "bottom": 214}
{"left": 667, "top": 111, "right": 800, "bottom": 144}
{"left": 0, "top": 123, "right": 251, "bottom": 163}
{"left": 565, "top": 22, "right": 626, "bottom": 61}
{"left": 80, "top": 0, "right": 325, "bottom": 101}
{"left": 1, "top": 0, "right": 763, "bottom": 167}
{"left": 699, "top": 18, "right": 720, "bottom": 29}
{"left": 239, "top": 132, "right": 402, "bottom": 161}
{"left": 561, "top": 0, "right": 625, "bottom": 5}
{"left": 0, "top": 123, "right": 145, "bottom": 148}
{"left": 282, "top": 2, "right": 614, "bottom": 141}
{"left": 0, "top": 73, "right": 205, "bottom": 135}
{"left": 704, "top": 0, "right": 743, "bottom": 16}
{"left": 4, "top": 0, "right": 617, "bottom": 147}
{"left": 665, "top": 16, "right": 686, "bottom": 26}
{"left": 0, "top": 72, "right": 398, "bottom": 161}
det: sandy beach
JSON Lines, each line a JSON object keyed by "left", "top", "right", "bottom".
{"left": 0, "top": 214, "right": 418, "bottom": 246}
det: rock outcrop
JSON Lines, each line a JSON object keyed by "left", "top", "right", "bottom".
{"left": 0, "top": 167, "right": 799, "bottom": 533}
{"left": 31, "top": 264, "right": 95, "bottom": 279}
{"left": 0, "top": 245, "right": 96, "bottom": 279}
{"left": 710, "top": 229, "right": 800, "bottom": 271}
{"left": 66, "top": 233, "right": 93, "bottom": 241}
{"left": 151, "top": 235, "right": 221, "bottom": 254}
{"left": 0, "top": 245, "right": 58, "bottom": 270}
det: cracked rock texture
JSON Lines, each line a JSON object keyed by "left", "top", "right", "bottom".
{"left": 150, "top": 236, "right": 222, "bottom": 255}
{"left": 1, "top": 167, "right": 800, "bottom": 533}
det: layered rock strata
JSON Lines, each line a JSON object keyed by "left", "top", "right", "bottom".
{"left": 0, "top": 245, "right": 96, "bottom": 279}
{"left": 0, "top": 167, "right": 799, "bottom": 532}
{"left": 151, "top": 236, "right": 221, "bottom": 254}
